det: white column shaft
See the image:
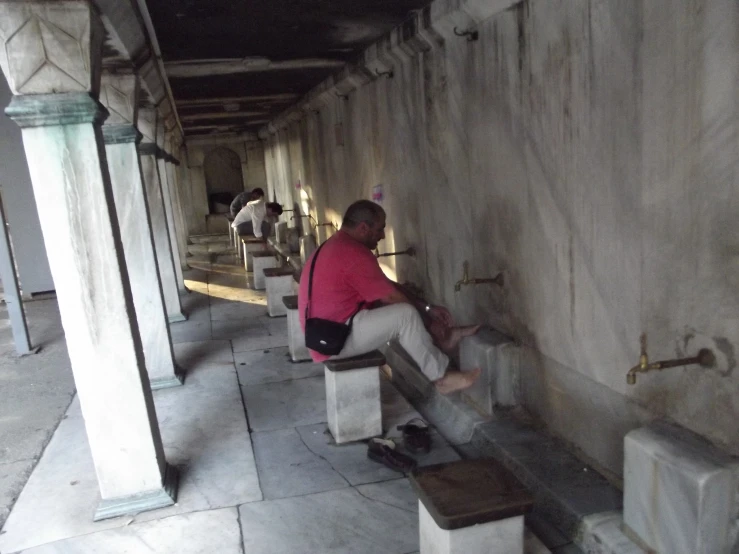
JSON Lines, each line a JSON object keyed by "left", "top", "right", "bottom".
{"left": 19, "top": 121, "right": 166, "bottom": 498}
{"left": 157, "top": 157, "right": 185, "bottom": 290}
{"left": 141, "top": 152, "right": 185, "bottom": 322}
{"left": 105, "top": 137, "right": 182, "bottom": 388}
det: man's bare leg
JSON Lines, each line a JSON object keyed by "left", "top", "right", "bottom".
{"left": 434, "top": 368, "right": 481, "bottom": 395}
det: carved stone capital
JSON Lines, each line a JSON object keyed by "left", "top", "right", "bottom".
{"left": 102, "top": 124, "right": 142, "bottom": 145}
{"left": 100, "top": 72, "right": 139, "bottom": 126}
{"left": 0, "top": 0, "right": 104, "bottom": 96}
{"left": 5, "top": 91, "right": 107, "bottom": 128}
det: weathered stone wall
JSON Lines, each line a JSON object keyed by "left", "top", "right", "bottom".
{"left": 262, "top": 0, "right": 738, "bottom": 476}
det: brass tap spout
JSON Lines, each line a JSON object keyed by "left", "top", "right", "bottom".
{"left": 315, "top": 222, "right": 336, "bottom": 229}
{"left": 454, "top": 261, "right": 504, "bottom": 292}
{"left": 376, "top": 246, "right": 416, "bottom": 258}
{"left": 627, "top": 333, "right": 716, "bottom": 385}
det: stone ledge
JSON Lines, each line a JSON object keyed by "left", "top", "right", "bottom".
{"left": 384, "top": 340, "right": 623, "bottom": 548}
{"left": 324, "top": 350, "right": 385, "bottom": 372}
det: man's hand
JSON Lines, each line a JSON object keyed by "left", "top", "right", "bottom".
{"left": 428, "top": 305, "right": 454, "bottom": 327}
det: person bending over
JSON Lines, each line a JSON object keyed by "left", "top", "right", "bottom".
{"left": 232, "top": 197, "right": 283, "bottom": 241}
{"left": 229, "top": 187, "right": 265, "bottom": 219}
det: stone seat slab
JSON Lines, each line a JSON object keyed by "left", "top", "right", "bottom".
{"left": 410, "top": 458, "right": 534, "bottom": 530}
{"left": 263, "top": 267, "right": 295, "bottom": 277}
{"left": 239, "top": 235, "right": 263, "bottom": 244}
{"left": 324, "top": 351, "right": 386, "bottom": 372}
{"left": 283, "top": 295, "right": 299, "bottom": 310}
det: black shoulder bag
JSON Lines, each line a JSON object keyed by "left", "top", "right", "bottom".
{"left": 304, "top": 242, "right": 360, "bottom": 356}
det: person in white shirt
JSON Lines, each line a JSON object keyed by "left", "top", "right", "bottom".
{"left": 231, "top": 198, "right": 283, "bottom": 240}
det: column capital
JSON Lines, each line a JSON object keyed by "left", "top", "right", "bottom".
{"left": 5, "top": 92, "right": 107, "bottom": 128}
{"left": 139, "top": 142, "right": 161, "bottom": 157}
{"left": 138, "top": 107, "right": 157, "bottom": 144}
{"left": 100, "top": 73, "right": 140, "bottom": 126}
{"left": 0, "top": 0, "right": 104, "bottom": 96}
{"left": 102, "top": 124, "right": 143, "bottom": 145}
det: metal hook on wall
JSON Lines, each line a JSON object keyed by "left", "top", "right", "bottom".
{"left": 453, "top": 27, "right": 479, "bottom": 42}
{"left": 375, "top": 68, "right": 394, "bottom": 79}
{"left": 335, "top": 92, "right": 349, "bottom": 101}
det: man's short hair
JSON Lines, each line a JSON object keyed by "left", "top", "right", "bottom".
{"left": 266, "top": 202, "right": 283, "bottom": 216}
{"left": 251, "top": 187, "right": 265, "bottom": 198}
{"left": 342, "top": 200, "right": 384, "bottom": 229}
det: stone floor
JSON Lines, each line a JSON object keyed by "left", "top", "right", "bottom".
{"left": 0, "top": 253, "right": 551, "bottom": 553}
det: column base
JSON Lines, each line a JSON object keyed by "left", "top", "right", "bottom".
{"left": 150, "top": 366, "right": 186, "bottom": 390}
{"left": 167, "top": 312, "right": 188, "bottom": 323}
{"left": 94, "top": 463, "right": 179, "bottom": 521}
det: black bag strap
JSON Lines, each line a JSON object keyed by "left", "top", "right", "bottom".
{"left": 305, "top": 241, "right": 328, "bottom": 320}
{"left": 305, "top": 240, "right": 362, "bottom": 324}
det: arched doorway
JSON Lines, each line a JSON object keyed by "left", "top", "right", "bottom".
{"left": 203, "top": 147, "right": 244, "bottom": 213}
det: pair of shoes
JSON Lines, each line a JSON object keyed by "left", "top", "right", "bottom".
{"left": 397, "top": 418, "right": 432, "bottom": 454}
{"left": 367, "top": 438, "right": 417, "bottom": 473}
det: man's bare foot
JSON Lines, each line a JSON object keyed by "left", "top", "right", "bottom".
{"left": 440, "top": 324, "right": 482, "bottom": 352}
{"left": 434, "top": 368, "right": 481, "bottom": 395}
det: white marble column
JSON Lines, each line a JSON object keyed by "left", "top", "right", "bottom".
{"left": 139, "top": 108, "right": 186, "bottom": 323}
{"left": 165, "top": 134, "right": 190, "bottom": 272}
{"left": 0, "top": 0, "right": 177, "bottom": 520}
{"left": 156, "top": 122, "right": 185, "bottom": 292}
{"left": 100, "top": 73, "right": 183, "bottom": 389}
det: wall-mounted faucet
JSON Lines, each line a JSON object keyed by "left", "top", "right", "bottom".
{"left": 454, "top": 261, "right": 504, "bottom": 292}
{"left": 376, "top": 246, "right": 416, "bottom": 258}
{"left": 315, "top": 222, "right": 337, "bottom": 230}
{"left": 626, "top": 333, "right": 715, "bottom": 385}
{"left": 290, "top": 213, "right": 317, "bottom": 228}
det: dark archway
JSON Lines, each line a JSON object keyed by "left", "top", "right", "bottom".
{"left": 203, "top": 147, "right": 244, "bottom": 213}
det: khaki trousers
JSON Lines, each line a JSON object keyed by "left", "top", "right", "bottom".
{"left": 332, "top": 304, "right": 449, "bottom": 381}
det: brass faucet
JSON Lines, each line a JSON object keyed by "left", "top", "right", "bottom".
{"left": 376, "top": 246, "right": 416, "bottom": 258}
{"left": 454, "top": 261, "right": 504, "bottom": 292}
{"left": 627, "top": 333, "right": 716, "bottom": 385}
{"left": 315, "top": 222, "right": 336, "bottom": 230}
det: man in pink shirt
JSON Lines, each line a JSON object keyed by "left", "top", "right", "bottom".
{"left": 299, "top": 200, "right": 480, "bottom": 395}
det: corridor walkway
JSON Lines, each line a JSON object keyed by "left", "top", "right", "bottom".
{"left": 0, "top": 252, "right": 478, "bottom": 554}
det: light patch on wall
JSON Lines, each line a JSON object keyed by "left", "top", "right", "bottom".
{"left": 379, "top": 262, "right": 397, "bottom": 282}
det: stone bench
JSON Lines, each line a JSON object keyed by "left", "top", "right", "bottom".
{"left": 250, "top": 251, "right": 277, "bottom": 290}
{"left": 283, "top": 295, "right": 311, "bottom": 363}
{"left": 324, "top": 350, "right": 385, "bottom": 445}
{"left": 410, "top": 458, "right": 534, "bottom": 554}
{"left": 264, "top": 266, "right": 295, "bottom": 317}
{"left": 239, "top": 234, "right": 264, "bottom": 268}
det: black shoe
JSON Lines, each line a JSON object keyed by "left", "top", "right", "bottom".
{"left": 397, "top": 418, "right": 432, "bottom": 454}
{"left": 367, "top": 438, "right": 417, "bottom": 473}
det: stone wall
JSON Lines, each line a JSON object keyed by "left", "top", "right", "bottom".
{"left": 260, "top": 0, "right": 738, "bottom": 476}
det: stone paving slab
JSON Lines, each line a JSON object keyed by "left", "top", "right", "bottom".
{"left": 241, "top": 375, "right": 326, "bottom": 432}
{"left": 169, "top": 319, "right": 212, "bottom": 344}
{"left": 232, "top": 332, "right": 289, "bottom": 353}
{"left": 210, "top": 318, "right": 269, "bottom": 340}
{"left": 0, "top": 365, "right": 262, "bottom": 553}
{"left": 22, "top": 507, "right": 243, "bottom": 554}
{"left": 252, "top": 427, "right": 350, "bottom": 499}
{"left": 173, "top": 340, "right": 234, "bottom": 368}
{"left": 235, "top": 347, "right": 324, "bottom": 386}
{"left": 238, "top": 485, "right": 418, "bottom": 554}
{"left": 210, "top": 301, "right": 269, "bottom": 321}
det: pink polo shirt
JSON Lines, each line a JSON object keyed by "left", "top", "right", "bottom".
{"left": 298, "top": 231, "right": 396, "bottom": 362}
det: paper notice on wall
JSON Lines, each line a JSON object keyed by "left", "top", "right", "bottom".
{"left": 372, "top": 184, "right": 384, "bottom": 204}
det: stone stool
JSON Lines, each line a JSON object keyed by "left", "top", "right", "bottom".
{"left": 324, "top": 351, "right": 385, "bottom": 444}
{"left": 251, "top": 251, "right": 277, "bottom": 290}
{"left": 410, "top": 458, "right": 534, "bottom": 554}
{"left": 283, "top": 295, "right": 311, "bottom": 362}
{"left": 264, "top": 267, "right": 294, "bottom": 317}
{"left": 240, "top": 235, "right": 264, "bottom": 268}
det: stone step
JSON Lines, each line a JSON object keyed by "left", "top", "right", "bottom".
{"left": 384, "top": 340, "right": 626, "bottom": 554}
{"left": 187, "top": 243, "right": 232, "bottom": 256}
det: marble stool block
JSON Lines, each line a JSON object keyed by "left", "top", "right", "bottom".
{"left": 283, "top": 295, "right": 311, "bottom": 362}
{"left": 276, "top": 221, "right": 288, "bottom": 244}
{"left": 240, "top": 237, "right": 264, "bottom": 268}
{"left": 410, "top": 458, "right": 533, "bottom": 554}
{"left": 459, "top": 329, "right": 518, "bottom": 414}
{"left": 264, "top": 267, "right": 294, "bottom": 317}
{"left": 251, "top": 251, "right": 277, "bottom": 290}
{"left": 624, "top": 422, "right": 739, "bottom": 554}
{"left": 419, "top": 503, "right": 523, "bottom": 554}
{"left": 324, "top": 351, "right": 385, "bottom": 444}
